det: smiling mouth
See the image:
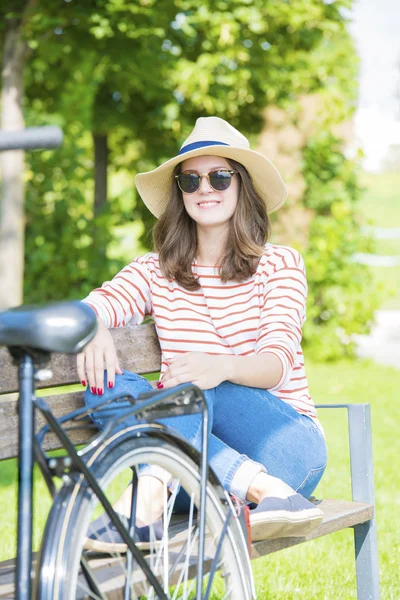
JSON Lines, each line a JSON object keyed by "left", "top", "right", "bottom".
{"left": 197, "top": 201, "right": 221, "bottom": 208}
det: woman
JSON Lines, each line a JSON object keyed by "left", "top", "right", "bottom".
{"left": 78, "top": 116, "right": 327, "bottom": 549}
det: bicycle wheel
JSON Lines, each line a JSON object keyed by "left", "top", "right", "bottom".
{"left": 36, "top": 425, "right": 253, "bottom": 600}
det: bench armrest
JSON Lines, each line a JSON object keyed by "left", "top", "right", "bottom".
{"left": 315, "top": 403, "right": 375, "bottom": 507}
{"left": 314, "top": 404, "right": 380, "bottom": 598}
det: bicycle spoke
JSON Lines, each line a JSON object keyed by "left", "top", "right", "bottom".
{"left": 76, "top": 579, "right": 104, "bottom": 600}
{"left": 162, "top": 481, "right": 169, "bottom": 594}
{"left": 151, "top": 481, "right": 180, "bottom": 586}
{"left": 175, "top": 528, "right": 199, "bottom": 600}
{"left": 181, "top": 493, "right": 196, "bottom": 599}
{"left": 204, "top": 508, "right": 232, "bottom": 600}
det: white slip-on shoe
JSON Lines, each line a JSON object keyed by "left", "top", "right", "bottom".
{"left": 84, "top": 511, "right": 163, "bottom": 553}
{"left": 250, "top": 493, "right": 324, "bottom": 541}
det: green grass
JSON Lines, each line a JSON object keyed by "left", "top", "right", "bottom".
{"left": 359, "top": 171, "right": 400, "bottom": 310}
{"left": 359, "top": 171, "right": 400, "bottom": 228}
{"left": 370, "top": 266, "right": 400, "bottom": 310}
{"left": 373, "top": 239, "right": 400, "bottom": 256}
{"left": 0, "top": 358, "right": 399, "bottom": 598}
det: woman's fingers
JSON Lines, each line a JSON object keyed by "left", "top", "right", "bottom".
{"left": 162, "top": 375, "right": 190, "bottom": 389}
{"left": 162, "top": 366, "right": 191, "bottom": 388}
{"left": 76, "top": 352, "right": 86, "bottom": 386}
{"left": 115, "top": 355, "right": 124, "bottom": 375}
{"left": 167, "top": 362, "right": 191, "bottom": 378}
{"left": 94, "top": 347, "right": 106, "bottom": 393}
{"left": 76, "top": 322, "right": 123, "bottom": 394}
{"left": 105, "top": 346, "right": 118, "bottom": 389}
{"left": 84, "top": 348, "right": 96, "bottom": 392}
{"left": 83, "top": 344, "right": 105, "bottom": 393}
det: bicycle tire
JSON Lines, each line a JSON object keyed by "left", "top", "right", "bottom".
{"left": 35, "top": 425, "right": 253, "bottom": 600}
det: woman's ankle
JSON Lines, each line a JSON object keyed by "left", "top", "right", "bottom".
{"left": 246, "top": 473, "right": 295, "bottom": 504}
{"left": 136, "top": 476, "right": 166, "bottom": 525}
{"left": 113, "top": 476, "right": 166, "bottom": 524}
{"left": 113, "top": 481, "right": 134, "bottom": 518}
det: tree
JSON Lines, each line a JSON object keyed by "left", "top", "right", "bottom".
{"left": 0, "top": 0, "right": 37, "bottom": 309}
{"left": 22, "top": 0, "right": 350, "bottom": 298}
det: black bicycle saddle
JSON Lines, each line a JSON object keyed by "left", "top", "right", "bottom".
{"left": 0, "top": 301, "right": 97, "bottom": 354}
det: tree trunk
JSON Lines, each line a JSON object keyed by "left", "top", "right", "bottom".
{"left": 93, "top": 132, "right": 108, "bottom": 216}
{"left": 92, "top": 131, "right": 108, "bottom": 259}
{"left": 0, "top": 19, "right": 27, "bottom": 309}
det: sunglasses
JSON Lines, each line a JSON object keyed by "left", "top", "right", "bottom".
{"left": 175, "top": 169, "right": 238, "bottom": 194}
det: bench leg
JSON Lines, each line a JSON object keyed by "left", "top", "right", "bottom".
{"left": 348, "top": 404, "right": 380, "bottom": 600}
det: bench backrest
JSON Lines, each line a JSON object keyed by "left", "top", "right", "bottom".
{"left": 0, "top": 324, "right": 161, "bottom": 461}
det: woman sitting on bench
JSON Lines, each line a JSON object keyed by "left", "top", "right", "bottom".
{"left": 78, "top": 116, "right": 328, "bottom": 549}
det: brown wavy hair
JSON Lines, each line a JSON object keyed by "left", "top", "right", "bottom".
{"left": 152, "top": 158, "right": 271, "bottom": 290}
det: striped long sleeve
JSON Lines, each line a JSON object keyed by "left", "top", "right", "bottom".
{"left": 82, "top": 256, "right": 153, "bottom": 328}
{"left": 256, "top": 248, "right": 307, "bottom": 391}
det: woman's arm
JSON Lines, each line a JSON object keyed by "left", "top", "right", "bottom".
{"left": 161, "top": 351, "right": 282, "bottom": 391}
{"left": 218, "top": 352, "right": 283, "bottom": 389}
{"left": 77, "top": 256, "right": 152, "bottom": 391}
{"left": 82, "top": 256, "right": 152, "bottom": 328}
{"left": 254, "top": 249, "right": 307, "bottom": 391}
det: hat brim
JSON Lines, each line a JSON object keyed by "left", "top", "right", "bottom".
{"left": 135, "top": 145, "right": 287, "bottom": 218}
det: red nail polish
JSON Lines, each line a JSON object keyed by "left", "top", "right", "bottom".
{"left": 91, "top": 386, "right": 96, "bottom": 394}
{"left": 81, "top": 380, "right": 86, "bottom": 387}
{"left": 97, "top": 388, "right": 103, "bottom": 396}
{"left": 108, "top": 382, "right": 114, "bottom": 389}
{"left": 157, "top": 382, "right": 164, "bottom": 389}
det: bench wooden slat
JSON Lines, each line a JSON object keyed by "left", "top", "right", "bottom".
{"left": 0, "top": 323, "right": 161, "bottom": 395}
{"left": 0, "top": 391, "right": 92, "bottom": 461}
{"left": 0, "top": 382, "right": 159, "bottom": 462}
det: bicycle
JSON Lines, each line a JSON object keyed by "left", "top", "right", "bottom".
{"left": 0, "top": 128, "right": 254, "bottom": 600}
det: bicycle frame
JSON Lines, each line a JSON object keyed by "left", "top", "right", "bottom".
{"left": 15, "top": 349, "right": 215, "bottom": 600}
{"left": 16, "top": 355, "right": 35, "bottom": 600}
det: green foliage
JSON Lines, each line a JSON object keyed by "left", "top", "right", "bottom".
{"left": 301, "top": 131, "right": 379, "bottom": 360}
{"left": 24, "top": 121, "right": 126, "bottom": 303}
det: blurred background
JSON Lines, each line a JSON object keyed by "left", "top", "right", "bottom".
{"left": 0, "top": 0, "right": 399, "bottom": 598}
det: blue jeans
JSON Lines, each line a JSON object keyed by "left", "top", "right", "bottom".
{"left": 84, "top": 371, "right": 327, "bottom": 503}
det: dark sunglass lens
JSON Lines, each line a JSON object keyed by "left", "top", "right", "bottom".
{"left": 178, "top": 173, "right": 199, "bottom": 193}
{"left": 210, "top": 170, "right": 232, "bottom": 191}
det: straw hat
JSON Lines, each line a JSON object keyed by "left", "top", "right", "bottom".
{"left": 135, "top": 116, "right": 287, "bottom": 218}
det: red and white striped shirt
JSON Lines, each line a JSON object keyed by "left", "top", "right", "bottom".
{"left": 83, "top": 244, "right": 319, "bottom": 424}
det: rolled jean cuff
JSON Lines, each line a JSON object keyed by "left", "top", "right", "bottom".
{"left": 229, "top": 459, "right": 266, "bottom": 503}
{"left": 139, "top": 464, "right": 172, "bottom": 486}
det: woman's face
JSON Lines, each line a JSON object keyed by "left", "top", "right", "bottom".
{"left": 178, "top": 155, "right": 240, "bottom": 229}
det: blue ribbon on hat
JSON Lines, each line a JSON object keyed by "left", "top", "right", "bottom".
{"left": 178, "top": 140, "right": 230, "bottom": 155}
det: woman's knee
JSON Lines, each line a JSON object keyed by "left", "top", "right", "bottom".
{"left": 276, "top": 427, "right": 328, "bottom": 498}
{"left": 295, "top": 461, "right": 327, "bottom": 498}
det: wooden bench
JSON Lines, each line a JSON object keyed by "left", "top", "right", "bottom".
{"left": 0, "top": 323, "right": 380, "bottom": 599}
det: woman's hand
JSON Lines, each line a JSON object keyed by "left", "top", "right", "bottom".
{"left": 161, "top": 352, "right": 231, "bottom": 391}
{"left": 77, "top": 317, "right": 123, "bottom": 393}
